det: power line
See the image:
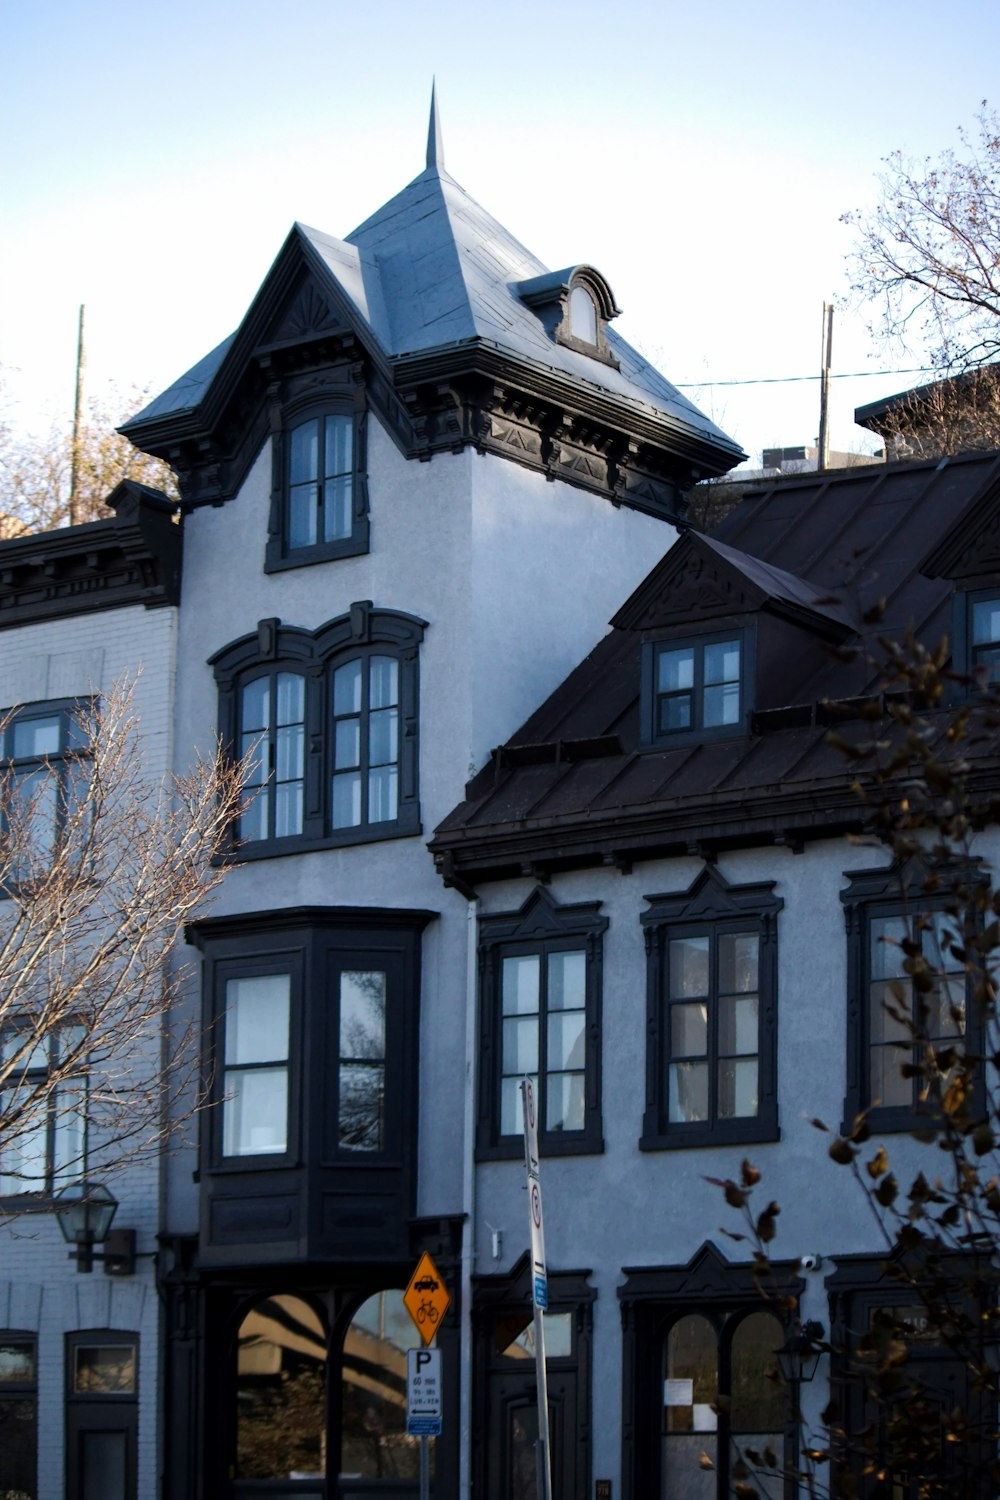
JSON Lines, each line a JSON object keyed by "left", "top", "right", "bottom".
{"left": 675, "top": 365, "right": 938, "bottom": 389}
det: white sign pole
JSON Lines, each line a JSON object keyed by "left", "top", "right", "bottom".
{"left": 521, "top": 1076, "right": 553, "bottom": 1500}
{"left": 406, "top": 1346, "right": 442, "bottom": 1500}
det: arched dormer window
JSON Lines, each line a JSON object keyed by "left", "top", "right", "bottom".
{"left": 568, "top": 285, "right": 598, "bottom": 347}
{"left": 515, "top": 264, "right": 621, "bottom": 368}
{"left": 211, "top": 602, "right": 426, "bottom": 858}
{"left": 265, "top": 398, "right": 369, "bottom": 574}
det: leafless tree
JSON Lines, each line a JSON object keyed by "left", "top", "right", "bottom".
{"left": 844, "top": 103, "right": 1000, "bottom": 374}
{"left": 870, "top": 366, "right": 1000, "bottom": 460}
{"left": 0, "top": 678, "right": 245, "bottom": 1194}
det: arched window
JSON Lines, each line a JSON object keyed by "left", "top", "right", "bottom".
{"left": 235, "top": 1295, "right": 327, "bottom": 1482}
{"left": 266, "top": 403, "right": 369, "bottom": 572}
{"left": 341, "top": 1291, "right": 420, "bottom": 1480}
{"left": 568, "top": 285, "right": 598, "bottom": 346}
{"left": 211, "top": 603, "right": 426, "bottom": 857}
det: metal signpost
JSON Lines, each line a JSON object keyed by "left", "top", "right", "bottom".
{"left": 521, "top": 1076, "right": 553, "bottom": 1500}
{"left": 404, "top": 1252, "right": 450, "bottom": 1500}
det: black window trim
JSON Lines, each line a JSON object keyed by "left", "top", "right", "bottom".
{"left": 639, "top": 623, "right": 755, "bottom": 749}
{"left": 264, "top": 395, "right": 369, "bottom": 573}
{"left": 840, "top": 859, "right": 983, "bottom": 1134}
{"left": 640, "top": 864, "right": 781, "bottom": 1151}
{"left": 0, "top": 696, "right": 93, "bottom": 894}
{"left": 210, "top": 601, "right": 426, "bottom": 860}
{"left": 952, "top": 585, "right": 1000, "bottom": 689}
{"left": 476, "top": 887, "right": 606, "bottom": 1161}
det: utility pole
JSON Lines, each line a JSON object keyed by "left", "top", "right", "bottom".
{"left": 69, "top": 304, "right": 86, "bottom": 526}
{"left": 817, "top": 301, "right": 833, "bottom": 473}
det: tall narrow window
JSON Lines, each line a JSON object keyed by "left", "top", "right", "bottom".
{"left": 222, "top": 973, "right": 290, "bottom": 1158}
{"left": 642, "top": 867, "right": 780, "bottom": 1150}
{"left": 287, "top": 413, "right": 354, "bottom": 550}
{"left": 478, "top": 888, "right": 606, "bottom": 1159}
{"left": 235, "top": 1296, "right": 326, "bottom": 1483}
{"left": 342, "top": 1292, "right": 421, "bottom": 1480}
{"left": 338, "top": 970, "right": 386, "bottom": 1152}
{"left": 239, "top": 671, "right": 306, "bottom": 843}
{"left": 0, "top": 1336, "right": 36, "bottom": 1500}
{"left": 66, "top": 1335, "right": 138, "bottom": 1500}
{"left": 0, "top": 699, "right": 90, "bottom": 878}
{"left": 0, "top": 1023, "right": 87, "bottom": 1195}
{"left": 332, "top": 655, "right": 400, "bottom": 831}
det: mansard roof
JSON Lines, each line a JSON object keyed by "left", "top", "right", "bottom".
{"left": 430, "top": 450, "right": 1000, "bottom": 889}
{"left": 123, "top": 105, "right": 744, "bottom": 517}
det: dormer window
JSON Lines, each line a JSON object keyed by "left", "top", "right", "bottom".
{"left": 265, "top": 401, "right": 369, "bottom": 573}
{"left": 970, "top": 596, "right": 1000, "bottom": 680}
{"left": 568, "top": 286, "right": 598, "bottom": 347}
{"left": 645, "top": 634, "right": 744, "bottom": 742}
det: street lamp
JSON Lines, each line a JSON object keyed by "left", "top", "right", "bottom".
{"left": 776, "top": 1320, "right": 825, "bottom": 1386}
{"left": 53, "top": 1181, "right": 133, "bottom": 1274}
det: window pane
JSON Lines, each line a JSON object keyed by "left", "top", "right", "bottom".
{"left": 332, "top": 771, "right": 361, "bottom": 829}
{"left": 288, "top": 483, "right": 317, "bottom": 549}
{"left": 325, "top": 413, "right": 353, "bottom": 476}
{"left": 335, "top": 719, "right": 360, "bottom": 770}
{"left": 223, "top": 1067, "right": 288, "bottom": 1156}
{"left": 670, "top": 1002, "right": 708, "bottom": 1058}
{"left": 547, "top": 1010, "right": 585, "bottom": 1070}
{"left": 547, "top": 951, "right": 585, "bottom": 1010}
{"left": 275, "top": 724, "right": 304, "bottom": 783}
{"left": 237, "top": 1295, "right": 326, "bottom": 1480}
{"left": 368, "top": 764, "right": 398, "bottom": 823}
{"left": 719, "top": 1058, "right": 758, "bottom": 1117}
{"left": 322, "top": 475, "right": 352, "bottom": 541}
{"left": 12, "top": 767, "right": 58, "bottom": 861}
{"left": 369, "top": 707, "right": 398, "bottom": 767}
{"left": 339, "top": 1062, "right": 384, "bottom": 1151}
{"left": 665, "top": 1314, "right": 717, "bottom": 1430}
{"left": 240, "top": 730, "right": 268, "bottom": 789}
{"left": 503, "top": 1017, "right": 539, "bottom": 1075}
{"left": 658, "top": 648, "right": 694, "bottom": 693}
{"left": 275, "top": 673, "right": 304, "bottom": 726}
{"left": 241, "top": 678, "right": 269, "bottom": 734}
{"left": 342, "top": 1291, "right": 419, "bottom": 1480}
{"left": 546, "top": 1071, "right": 585, "bottom": 1132}
{"left": 497, "top": 1310, "right": 573, "bottom": 1360}
{"left": 52, "top": 1083, "right": 87, "bottom": 1184}
{"left": 730, "top": 1311, "right": 784, "bottom": 1431}
{"left": 870, "top": 1044, "right": 911, "bottom": 1108}
{"left": 0, "top": 1104, "right": 49, "bottom": 1191}
{"left": 718, "top": 932, "right": 758, "bottom": 993}
{"left": 660, "top": 695, "right": 692, "bottom": 733}
{"left": 333, "top": 659, "right": 362, "bottom": 716}
{"left": 370, "top": 656, "right": 399, "bottom": 710}
{"left": 870, "top": 915, "right": 907, "bottom": 979}
{"left": 500, "top": 1074, "right": 531, "bottom": 1136}
{"left": 240, "top": 785, "right": 269, "bottom": 843}
{"left": 669, "top": 937, "right": 709, "bottom": 999}
{"left": 12, "top": 714, "right": 61, "bottom": 758}
{"left": 972, "top": 598, "right": 1000, "bottom": 645}
{"left": 703, "top": 680, "right": 740, "bottom": 726}
{"left": 340, "top": 971, "right": 386, "bottom": 1060}
{"left": 703, "top": 639, "right": 740, "bottom": 685}
{"left": 502, "top": 955, "right": 540, "bottom": 1016}
{"left": 81, "top": 1431, "right": 127, "bottom": 1500}
{"left": 569, "top": 285, "right": 598, "bottom": 344}
{"left": 718, "top": 995, "right": 758, "bottom": 1056}
{"left": 669, "top": 1061, "right": 708, "bottom": 1123}
{"left": 225, "top": 976, "right": 290, "bottom": 1065}
{"left": 869, "top": 980, "right": 911, "bottom": 1046}
{"left": 0, "top": 1343, "right": 34, "bottom": 1383}
{"left": 274, "top": 781, "right": 303, "bottom": 839}
{"left": 289, "top": 420, "right": 319, "bottom": 485}
{"left": 74, "top": 1344, "right": 136, "bottom": 1394}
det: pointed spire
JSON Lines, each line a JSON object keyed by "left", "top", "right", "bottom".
{"left": 426, "top": 79, "right": 444, "bottom": 171}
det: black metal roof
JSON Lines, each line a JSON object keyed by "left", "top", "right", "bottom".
{"left": 430, "top": 451, "right": 1000, "bottom": 889}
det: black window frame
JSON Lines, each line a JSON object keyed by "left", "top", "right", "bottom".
{"left": 952, "top": 587, "right": 1000, "bottom": 687}
{"left": 265, "top": 398, "right": 369, "bottom": 573}
{"left": 0, "top": 1331, "right": 37, "bottom": 1500}
{"left": 841, "top": 862, "right": 982, "bottom": 1134}
{"left": 641, "top": 865, "right": 781, "bottom": 1151}
{"left": 640, "top": 626, "right": 753, "bottom": 748}
{"left": 0, "top": 697, "right": 91, "bottom": 890}
{"left": 476, "top": 887, "right": 606, "bottom": 1161}
{"left": 65, "top": 1330, "right": 139, "bottom": 1500}
{"left": 211, "top": 602, "right": 425, "bottom": 860}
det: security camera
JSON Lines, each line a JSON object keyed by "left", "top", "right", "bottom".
{"left": 799, "top": 1254, "right": 822, "bottom": 1272}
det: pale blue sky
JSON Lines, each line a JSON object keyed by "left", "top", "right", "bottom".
{"left": 2, "top": 0, "right": 998, "bottom": 466}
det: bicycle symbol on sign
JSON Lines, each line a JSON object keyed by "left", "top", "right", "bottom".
{"left": 417, "top": 1298, "right": 440, "bottom": 1325}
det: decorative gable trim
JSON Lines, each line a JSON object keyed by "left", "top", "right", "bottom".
{"left": 921, "top": 466, "right": 1000, "bottom": 583}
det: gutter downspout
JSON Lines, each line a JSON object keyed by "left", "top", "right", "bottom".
{"left": 459, "top": 895, "right": 479, "bottom": 1500}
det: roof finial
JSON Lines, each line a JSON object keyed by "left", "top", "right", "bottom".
{"left": 426, "top": 79, "right": 444, "bottom": 171}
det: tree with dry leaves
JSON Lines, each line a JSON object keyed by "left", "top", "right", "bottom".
{"left": 844, "top": 103, "right": 1000, "bottom": 376}
{"left": 714, "top": 631, "right": 1000, "bottom": 1500}
{"left": 865, "top": 366, "right": 1000, "bottom": 460}
{"left": 0, "top": 680, "right": 244, "bottom": 1198}
{"left": 0, "top": 378, "right": 175, "bottom": 537}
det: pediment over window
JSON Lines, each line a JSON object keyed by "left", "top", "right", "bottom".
{"left": 921, "top": 470, "right": 1000, "bottom": 584}
{"left": 612, "top": 531, "right": 856, "bottom": 641}
{"left": 260, "top": 268, "right": 347, "bottom": 349}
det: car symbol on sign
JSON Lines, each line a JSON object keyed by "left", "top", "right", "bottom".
{"left": 414, "top": 1276, "right": 439, "bottom": 1293}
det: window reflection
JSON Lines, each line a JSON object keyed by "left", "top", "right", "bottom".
{"left": 341, "top": 1291, "right": 423, "bottom": 1481}
{"left": 236, "top": 1295, "right": 327, "bottom": 1480}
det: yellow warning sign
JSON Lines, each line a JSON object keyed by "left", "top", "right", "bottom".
{"left": 403, "top": 1251, "right": 451, "bottom": 1346}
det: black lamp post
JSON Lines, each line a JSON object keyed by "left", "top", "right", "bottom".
{"left": 53, "top": 1182, "right": 120, "bottom": 1273}
{"left": 776, "top": 1320, "right": 825, "bottom": 1386}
